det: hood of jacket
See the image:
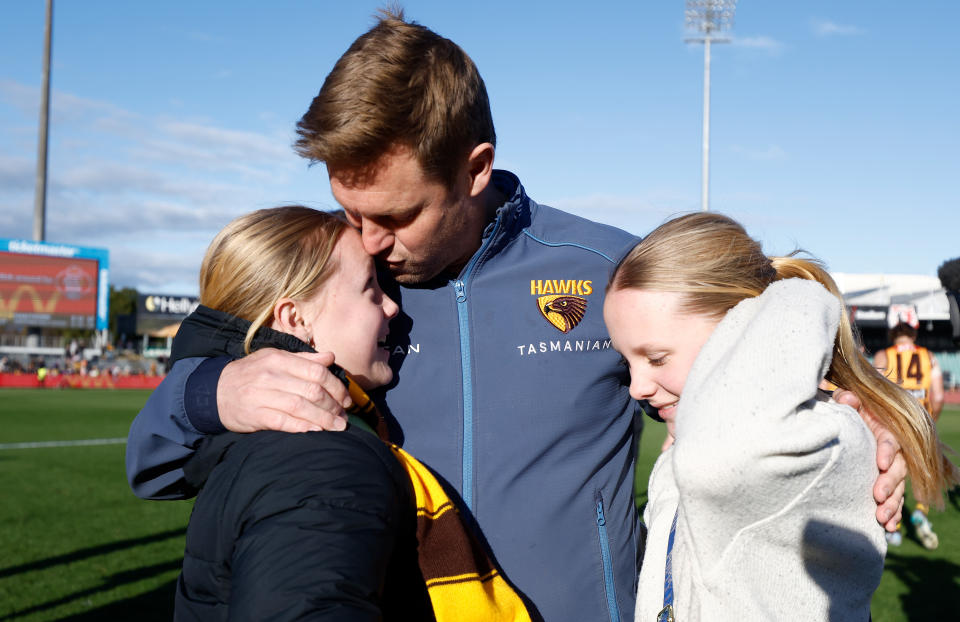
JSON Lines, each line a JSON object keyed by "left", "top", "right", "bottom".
{"left": 170, "top": 304, "right": 314, "bottom": 365}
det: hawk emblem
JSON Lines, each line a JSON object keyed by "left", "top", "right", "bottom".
{"left": 536, "top": 295, "right": 587, "bottom": 333}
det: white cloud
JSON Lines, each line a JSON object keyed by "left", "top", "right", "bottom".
{"left": 160, "top": 121, "right": 290, "bottom": 159}
{"left": 52, "top": 90, "right": 137, "bottom": 125}
{"left": 811, "top": 19, "right": 863, "bottom": 37}
{"left": 0, "top": 80, "right": 135, "bottom": 126}
{"left": 2, "top": 79, "right": 296, "bottom": 176}
{"left": 0, "top": 195, "right": 32, "bottom": 236}
{"left": 0, "top": 79, "right": 319, "bottom": 292}
{"left": 0, "top": 79, "right": 41, "bottom": 115}
{"left": 108, "top": 244, "right": 207, "bottom": 293}
{"left": 46, "top": 155, "right": 273, "bottom": 214}
{"left": 731, "top": 35, "right": 784, "bottom": 54}
{"left": 46, "top": 190, "right": 245, "bottom": 240}
{"left": 0, "top": 154, "right": 34, "bottom": 188}
{"left": 56, "top": 161, "right": 175, "bottom": 194}
{"left": 132, "top": 120, "right": 296, "bottom": 180}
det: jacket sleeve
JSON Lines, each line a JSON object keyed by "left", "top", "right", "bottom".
{"left": 125, "top": 357, "right": 206, "bottom": 499}
{"left": 671, "top": 279, "right": 845, "bottom": 558}
{"left": 224, "top": 432, "right": 409, "bottom": 621}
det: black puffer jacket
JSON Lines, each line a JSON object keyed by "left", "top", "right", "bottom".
{"left": 172, "top": 306, "right": 433, "bottom": 621}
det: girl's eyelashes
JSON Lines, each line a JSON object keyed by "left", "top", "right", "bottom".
{"left": 617, "top": 355, "right": 666, "bottom": 367}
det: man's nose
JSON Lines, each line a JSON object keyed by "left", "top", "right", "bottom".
{"left": 361, "top": 222, "right": 394, "bottom": 257}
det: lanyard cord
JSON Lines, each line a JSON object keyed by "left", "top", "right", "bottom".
{"left": 658, "top": 509, "right": 680, "bottom": 622}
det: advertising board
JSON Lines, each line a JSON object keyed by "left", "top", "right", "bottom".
{"left": 0, "top": 239, "right": 110, "bottom": 330}
{"left": 136, "top": 294, "right": 200, "bottom": 335}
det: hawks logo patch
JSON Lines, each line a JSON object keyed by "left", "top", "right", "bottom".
{"left": 536, "top": 295, "right": 587, "bottom": 333}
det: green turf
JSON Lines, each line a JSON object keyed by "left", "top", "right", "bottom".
{"left": 1, "top": 389, "right": 958, "bottom": 619}
{"left": 0, "top": 389, "right": 192, "bottom": 621}
{"left": 635, "top": 404, "right": 960, "bottom": 621}
{"left": 870, "top": 405, "right": 960, "bottom": 621}
{"left": 0, "top": 389, "right": 145, "bottom": 442}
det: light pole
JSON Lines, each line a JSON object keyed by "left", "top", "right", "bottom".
{"left": 33, "top": 0, "right": 53, "bottom": 241}
{"left": 685, "top": 0, "right": 736, "bottom": 212}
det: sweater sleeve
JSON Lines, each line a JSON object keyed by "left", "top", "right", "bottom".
{"left": 224, "top": 431, "right": 409, "bottom": 621}
{"left": 671, "top": 279, "right": 845, "bottom": 559}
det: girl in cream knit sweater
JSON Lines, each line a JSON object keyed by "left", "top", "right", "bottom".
{"left": 604, "top": 213, "right": 958, "bottom": 621}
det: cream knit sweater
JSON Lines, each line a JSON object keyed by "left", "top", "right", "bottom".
{"left": 636, "top": 279, "right": 885, "bottom": 621}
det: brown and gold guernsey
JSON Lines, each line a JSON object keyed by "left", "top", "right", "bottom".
{"left": 881, "top": 344, "right": 934, "bottom": 412}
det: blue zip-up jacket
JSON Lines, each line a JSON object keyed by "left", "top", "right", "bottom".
{"left": 126, "top": 171, "right": 643, "bottom": 622}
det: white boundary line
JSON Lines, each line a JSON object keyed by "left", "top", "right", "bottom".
{"left": 0, "top": 438, "right": 127, "bottom": 450}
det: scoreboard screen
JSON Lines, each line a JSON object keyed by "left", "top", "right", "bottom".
{"left": 0, "top": 239, "right": 109, "bottom": 330}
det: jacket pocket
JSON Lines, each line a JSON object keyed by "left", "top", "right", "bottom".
{"left": 595, "top": 494, "right": 622, "bottom": 622}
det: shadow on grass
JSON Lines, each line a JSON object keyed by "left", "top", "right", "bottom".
{"left": 0, "top": 529, "right": 185, "bottom": 621}
{"left": 947, "top": 486, "right": 960, "bottom": 513}
{"left": 2, "top": 560, "right": 181, "bottom": 621}
{"left": 882, "top": 551, "right": 960, "bottom": 619}
{"left": 57, "top": 578, "right": 177, "bottom": 621}
{"left": 0, "top": 527, "right": 185, "bottom": 579}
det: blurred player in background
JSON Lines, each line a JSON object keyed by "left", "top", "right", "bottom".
{"left": 874, "top": 304, "right": 944, "bottom": 549}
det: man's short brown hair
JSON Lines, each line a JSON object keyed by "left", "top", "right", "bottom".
{"left": 295, "top": 8, "right": 496, "bottom": 189}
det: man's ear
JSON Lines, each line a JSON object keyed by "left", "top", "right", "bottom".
{"left": 273, "top": 298, "right": 310, "bottom": 343}
{"left": 465, "top": 142, "right": 495, "bottom": 198}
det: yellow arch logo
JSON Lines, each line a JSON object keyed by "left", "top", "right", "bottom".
{"left": 0, "top": 285, "right": 62, "bottom": 318}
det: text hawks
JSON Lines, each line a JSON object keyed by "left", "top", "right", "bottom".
{"left": 529, "top": 279, "right": 593, "bottom": 296}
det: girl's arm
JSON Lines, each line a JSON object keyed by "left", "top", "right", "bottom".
{"left": 671, "top": 279, "right": 847, "bottom": 556}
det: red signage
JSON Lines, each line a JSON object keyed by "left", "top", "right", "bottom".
{"left": 0, "top": 373, "right": 165, "bottom": 389}
{"left": 0, "top": 252, "right": 99, "bottom": 329}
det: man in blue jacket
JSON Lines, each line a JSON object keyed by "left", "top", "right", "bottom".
{"left": 128, "top": 9, "right": 906, "bottom": 621}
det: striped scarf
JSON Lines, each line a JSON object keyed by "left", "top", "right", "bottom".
{"left": 344, "top": 377, "right": 532, "bottom": 622}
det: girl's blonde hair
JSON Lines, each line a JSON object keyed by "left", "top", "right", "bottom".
{"left": 609, "top": 212, "right": 958, "bottom": 507}
{"left": 199, "top": 206, "right": 348, "bottom": 354}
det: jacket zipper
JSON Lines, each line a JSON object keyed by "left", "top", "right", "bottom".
{"left": 454, "top": 212, "right": 503, "bottom": 512}
{"left": 596, "top": 498, "right": 622, "bottom": 622}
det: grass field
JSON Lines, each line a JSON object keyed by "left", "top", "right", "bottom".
{"left": 0, "top": 389, "right": 191, "bottom": 621}
{"left": 1, "top": 389, "right": 958, "bottom": 620}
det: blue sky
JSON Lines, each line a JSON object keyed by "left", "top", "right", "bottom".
{"left": 2, "top": 1, "right": 957, "bottom": 295}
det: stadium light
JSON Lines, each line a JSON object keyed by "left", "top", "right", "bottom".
{"left": 685, "top": 0, "right": 736, "bottom": 212}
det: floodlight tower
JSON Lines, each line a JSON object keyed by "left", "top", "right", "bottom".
{"left": 685, "top": 0, "right": 736, "bottom": 212}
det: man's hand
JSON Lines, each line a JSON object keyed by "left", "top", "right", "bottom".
{"left": 834, "top": 389, "right": 907, "bottom": 532}
{"left": 216, "top": 349, "right": 353, "bottom": 434}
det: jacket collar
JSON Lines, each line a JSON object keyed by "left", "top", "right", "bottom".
{"left": 482, "top": 169, "right": 533, "bottom": 251}
{"left": 170, "top": 304, "right": 314, "bottom": 365}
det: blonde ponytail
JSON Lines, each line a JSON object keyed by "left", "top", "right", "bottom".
{"left": 771, "top": 256, "right": 959, "bottom": 507}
